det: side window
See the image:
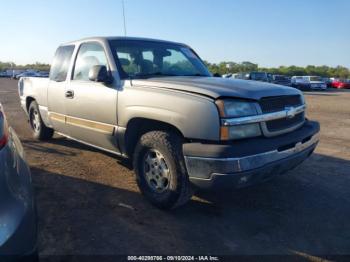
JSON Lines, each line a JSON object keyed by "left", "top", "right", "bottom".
{"left": 50, "top": 45, "right": 75, "bottom": 82}
{"left": 73, "top": 42, "right": 108, "bottom": 81}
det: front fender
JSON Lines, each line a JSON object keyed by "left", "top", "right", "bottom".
{"left": 118, "top": 86, "right": 220, "bottom": 141}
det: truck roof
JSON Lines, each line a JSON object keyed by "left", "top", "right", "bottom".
{"left": 62, "top": 36, "right": 187, "bottom": 47}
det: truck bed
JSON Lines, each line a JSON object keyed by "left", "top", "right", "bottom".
{"left": 19, "top": 77, "right": 50, "bottom": 110}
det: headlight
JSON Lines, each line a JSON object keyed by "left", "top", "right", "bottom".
{"left": 216, "top": 99, "right": 257, "bottom": 118}
{"left": 216, "top": 99, "right": 261, "bottom": 140}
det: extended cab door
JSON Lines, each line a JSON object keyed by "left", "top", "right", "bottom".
{"left": 47, "top": 45, "right": 75, "bottom": 135}
{"left": 64, "top": 41, "right": 119, "bottom": 152}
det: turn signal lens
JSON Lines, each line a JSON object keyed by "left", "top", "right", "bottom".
{"left": 220, "top": 126, "right": 229, "bottom": 140}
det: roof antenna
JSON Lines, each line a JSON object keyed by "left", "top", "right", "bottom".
{"left": 122, "top": 0, "right": 127, "bottom": 36}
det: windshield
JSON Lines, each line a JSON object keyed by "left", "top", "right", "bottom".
{"left": 109, "top": 40, "right": 211, "bottom": 79}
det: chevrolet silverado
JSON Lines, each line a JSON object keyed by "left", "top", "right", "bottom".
{"left": 18, "top": 37, "right": 320, "bottom": 209}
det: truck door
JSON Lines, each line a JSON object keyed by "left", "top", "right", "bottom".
{"left": 65, "top": 41, "right": 119, "bottom": 153}
{"left": 47, "top": 45, "right": 75, "bottom": 135}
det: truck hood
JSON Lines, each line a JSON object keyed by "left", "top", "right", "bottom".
{"left": 131, "top": 76, "right": 301, "bottom": 100}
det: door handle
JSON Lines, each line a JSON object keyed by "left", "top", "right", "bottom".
{"left": 65, "top": 90, "right": 74, "bottom": 98}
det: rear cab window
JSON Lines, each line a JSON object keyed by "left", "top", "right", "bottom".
{"left": 50, "top": 45, "right": 75, "bottom": 82}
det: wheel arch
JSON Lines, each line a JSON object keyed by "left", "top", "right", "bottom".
{"left": 123, "top": 117, "right": 185, "bottom": 158}
{"left": 26, "top": 96, "right": 36, "bottom": 113}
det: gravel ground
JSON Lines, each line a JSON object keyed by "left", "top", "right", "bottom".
{"left": 1, "top": 78, "right": 350, "bottom": 258}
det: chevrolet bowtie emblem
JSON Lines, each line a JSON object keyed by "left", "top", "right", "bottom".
{"left": 285, "top": 106, "right": 296, "bottom": 119}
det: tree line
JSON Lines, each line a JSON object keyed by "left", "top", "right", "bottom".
{"left": 1, "top": 60, "right": 349, "bottom": 78}
{"left": 0, "top": 62, "right": 50, "bottom": 72}
{"left": 204, "top": 61, "right": 350, "bottom": 78}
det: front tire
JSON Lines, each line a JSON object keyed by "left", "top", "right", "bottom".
{"left": 29, "top": 101, "right": 54, "bottom": 140}
{"left": 133, "top": 131, "right": 193, "bottom": 209}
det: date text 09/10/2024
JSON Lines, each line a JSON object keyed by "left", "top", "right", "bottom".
{"left": 127, "top": 255, "right": 220, "bottom": 261}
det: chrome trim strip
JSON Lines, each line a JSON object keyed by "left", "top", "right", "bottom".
{"left": 48, "top": 112, "right": 116, "bottom": 134}
{"left": 48, "top": 112, "right": 66, "bottom": 123}
{"left": 221, "top": 104, "right": 306, "bottom": 126}
{"left": 66, "top": 116, "right": 115, "bottom": 134}
{"left": 184, "top": 133, "right": 319, "bottom": 177}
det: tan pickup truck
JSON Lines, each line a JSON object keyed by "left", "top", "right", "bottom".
{"left": 18, "top": 37, "right": 320, "bottom": 209}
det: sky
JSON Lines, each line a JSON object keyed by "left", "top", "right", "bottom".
{"left": 0, "top": 0, "right": 349, "bottom": 68}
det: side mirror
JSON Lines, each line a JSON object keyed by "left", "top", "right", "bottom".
{"left": 89, "top": 65, "right": 113, "bottom": 84}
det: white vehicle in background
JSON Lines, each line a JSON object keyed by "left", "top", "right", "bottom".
{"left": 222, "top": 73, "right": 247, "bottom": 80}
{"left": 232, "top": 73, "right": 247, "bottom": 79}
{"left": 291, "top": 76, "right": 327, "bottom": 91}
{"left": 222, "top": 73, "right": 232, "bottom": 78}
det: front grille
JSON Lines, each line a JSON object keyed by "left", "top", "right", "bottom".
{"left": 259, "top": 95, "right": 304, "bottom": 134}
{"left": 259, "top": 95, "right": 302, "bottom": 113}
{"left": 266, "top": 112, "right": 304, "bottom": 132}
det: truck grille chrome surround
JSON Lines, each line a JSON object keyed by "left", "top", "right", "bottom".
{"left": 221, "top": 95, "right": 306, "bottom": 137}
{"left": 259, "top": 95, "right": 305, "bottom": 136}
{"left": 265, "top": 112, "right": 304, "bottom": 132}
{"left": 259, "top": 95, "right": 302, "bottom": 113}
{"left": 221, "top": 104, "right": 305, "bottom": 126}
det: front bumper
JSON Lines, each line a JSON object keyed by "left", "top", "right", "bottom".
{"left": 184, "top": 121, "right": 320, "bottom": 189}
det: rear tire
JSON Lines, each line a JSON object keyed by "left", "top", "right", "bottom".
{"left": 133, "top": 130, "right": 193, "bottom": 209}
{"left": 29, "top": 101, "right": 54, "bottom": 140}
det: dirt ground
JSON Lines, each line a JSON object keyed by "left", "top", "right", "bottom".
{"left": 1, "top": 78, "right": 350, "bottom": 258}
